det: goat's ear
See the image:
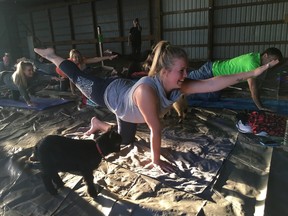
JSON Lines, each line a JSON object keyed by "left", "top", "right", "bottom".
{"left": 109, "top": 130, "right": 116, "bottom": 139}
{"left": 108, "top": 130, "right": 112, "bottom": 139}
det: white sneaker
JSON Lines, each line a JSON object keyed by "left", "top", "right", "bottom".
{"left": 256, "top": 131, "right": 268, "bottom": 136}
{"left": 236, "top": 120, "right": 253, "bottom": 133}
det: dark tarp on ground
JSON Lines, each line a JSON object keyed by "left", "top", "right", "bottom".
{"left": 1, "top": 105, "right": 285, "bottom": 215}
{"left": 188, "top": 98, "right": 288, "bottom": 115}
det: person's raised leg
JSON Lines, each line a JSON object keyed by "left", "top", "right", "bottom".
{"left": 85, "top": 116, "right": 114, "bottom": 136}
{"left": 34, "top": 48, "right": 64, "bottom": 68}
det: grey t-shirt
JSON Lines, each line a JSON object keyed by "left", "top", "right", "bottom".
{"left": 104, "top": 76, "right": 182, "bottom": 123}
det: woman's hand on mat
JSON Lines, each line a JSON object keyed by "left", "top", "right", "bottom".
{"left": 145, "top": 160, "right": 176, "bottom": 173}
{"left": 27, "top": 102, "right": 36, "bottom": 107}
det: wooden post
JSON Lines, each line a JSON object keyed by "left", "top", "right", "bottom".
{"left": 116, "top": 0, "right": 124, "bottom": 54}
{"left": 157, "top": 0, "right": 162, "bottom": 41}
{"left": 148, "top": 0, "right": 153, "bottom": 46}
{"left": 68, "top": 5, "right": 75, "bottom": 49}
{"left": 91, "top": 1, "right": 99, "bottom": 55}
{"left": 27, "top": 35, "right": 36, "bottom": 60}
{"left": 97, "top": 26, "right": 104, "bottom": 66}
{"left": 208, "top": 0, "right": 214, "bottom": 61}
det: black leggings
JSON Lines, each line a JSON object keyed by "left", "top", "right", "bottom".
{"left": 59, "top": 60, "right": 114, "bottom": 107}
{"left": 59, "top": 60, "right": 137, "bottom": 144}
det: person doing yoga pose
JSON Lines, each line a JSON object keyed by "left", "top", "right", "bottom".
{"left": 0, "top": 60, "right": 61, "bottom": 106}
{"left": 34, "top": 41, "right": 278, "bottom": 172}
{"left": 187, "top": 47, "right": 283, "bottom": 111}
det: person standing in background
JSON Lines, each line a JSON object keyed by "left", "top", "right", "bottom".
{"left": 128, "top": 18, "right": 142, "bottom": 60}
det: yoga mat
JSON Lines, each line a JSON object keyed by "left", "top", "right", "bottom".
{"left": 188, "top": 98, "right": 288, "bottom": 115}
{"left": 0, "top": 97, "right": 73, "bottom": 111}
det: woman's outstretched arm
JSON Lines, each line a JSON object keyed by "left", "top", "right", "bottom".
{"left": 84, "top": 55, "right": 118, "bottom": 64}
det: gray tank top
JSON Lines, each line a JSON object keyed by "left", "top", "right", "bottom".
{"left": 104, "top": 76, "right": 182, "bottom": 123}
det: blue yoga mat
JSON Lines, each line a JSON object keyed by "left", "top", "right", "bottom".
{"left": 188, "top": 98, "right": 288, "bottom": 115}
{"left": 0, "top": 97, "right": 73, "bottom": 111}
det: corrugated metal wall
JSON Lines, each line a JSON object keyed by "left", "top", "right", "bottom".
{"left": 0, "top": 12, "right": 8, "bottom": 56}
{"left": 32, "top": 10, "right": 52, "bottom": 43}
{"left": 161, "top": 0, "right": 288, "bottom": 61}
{"left": 50, "top": 6, "right": 72, "bottom": 57}
{"left": 17, "top": 0, "right": 151, "bottom": 58}
{"left": 17, "top": 13, "right": 32, "bottom": 58}
{"left": 15, "top": 0, "right": 288, "bottom": 61}
{"left": 162, "top": 0, "right": 209, "bottom": 61}
{"left": 213, "top": 0, "right": 288, "bottom": 59}
{"left": 94, "top": 0, "right": 121, "bottom": 54}
{"left": 121, "top": 0, "right": 151, "bottom": 54}
{"left": 0, "top": 6, "right": 22, "bottom": 58}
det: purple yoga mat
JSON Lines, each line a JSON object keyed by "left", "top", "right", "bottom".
{"left": 0, "top": 97, "right": 73, "bottom": 111}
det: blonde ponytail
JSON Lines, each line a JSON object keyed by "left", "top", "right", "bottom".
{"left": 148, "top": 40, "right": 188, "bottom": 77}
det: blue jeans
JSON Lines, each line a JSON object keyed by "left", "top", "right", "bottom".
{"left": 188, "top": 61, "right": 213, "bottom": 80}
{"left": 187, "top": 61, "right": 221, "bottom": 101}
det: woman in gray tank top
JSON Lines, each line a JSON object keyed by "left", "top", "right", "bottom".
{"left": 34, "top": 41, "right": 277, "bottom": 172}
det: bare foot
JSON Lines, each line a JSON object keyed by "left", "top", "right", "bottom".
{"left": 34, "top": 48, "right": 56, "bottom": 59}
{"left": 85, "top": 116, "right": 111, "bottom": 136}
{"left": 34, "top": 48, "right": 64, "bottom": 67}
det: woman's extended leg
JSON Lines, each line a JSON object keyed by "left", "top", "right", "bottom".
{"left": 34, "top": 48, "right": 64, "bottom": 67}
{"left": 35, "top": 48, "right": 89, "bottom": 88}
{"left": 35, "top": 48, "right": 116, "bottom": 106}
{"left": 34, "top": 48, "right": 83, "bottom": 83}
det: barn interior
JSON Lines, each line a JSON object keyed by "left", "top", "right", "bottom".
{"left": 0, "top": 0, "right": 288, "bottom": 215}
